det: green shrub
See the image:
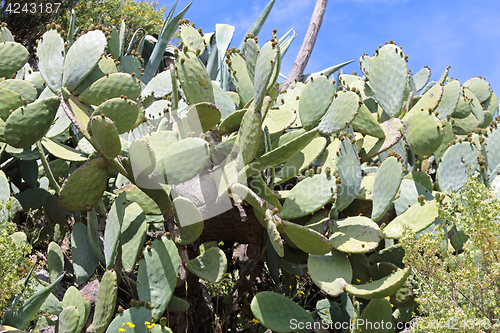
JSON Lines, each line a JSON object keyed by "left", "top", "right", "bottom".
{"left": 0, "top": 202, "right": 34, "bottom": 317}
{"left": 401, "top": 176, "right": 500, "bottom": 332}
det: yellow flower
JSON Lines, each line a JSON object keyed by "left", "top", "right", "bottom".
{"left": 252, "top": 318, "right": 259, "bottom": 323}
{"left": 145, "top": 321, "right": 151, "bottom": 325}
{"left": 295, "top": 275, "right": 300, "bottom": 279}
{"left": 118, "top": 329, "right": 126, "bottom": 333}
{"left": 152, "top": 323, "right": 156, "bottom": 327}
{"left": 126, "top": 322, "right": 135, "bottom": 328}
{"left": 146, "top": 325, "right": 152, "bottom": 329}
{"left": 297, "top": 290, "right": 304, "bottom": 295}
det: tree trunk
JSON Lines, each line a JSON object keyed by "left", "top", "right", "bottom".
{"left": 283, "top": 0, "right": 328, "bottom": 91}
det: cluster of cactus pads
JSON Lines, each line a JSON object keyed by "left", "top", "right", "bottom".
{"left": 0, "top": 0, "right": 499, "bottom": 331}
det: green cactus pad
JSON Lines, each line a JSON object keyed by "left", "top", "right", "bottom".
{"left": 381, "top": 200, "right": 439, "bottom": 239}
{"left": 129, "top": 137, "right": 156, "bottom": 183}
{"left": 186, "top": 102, "right": 221, "bottom": 133}
{"left": 394, "top": 179, "right": 434, "bottom": 215}
{"left": 401, "top": 110, "right": 444, "bottom": 158}
{"left": 437, "top": 142, "right": 478, "bottom": 192}
{"left": 153, "top": 138, "right": 210, "bottom": 185}
{"left": 48, "top": 242, "right": 64, "bottom": 284}
{"left": 308, "top": 250, "right": 352, "bottom": 297}
{"left": 62, "top": 286, "right": 88, "bottom": 333}
{"left": 41, "top": 137, "right": 87, "bottom": 162}
{"left": 452, "top": 91, "right": 472, "bottom": 119}
{"left": 173, "top": 197, "right": 203, "bottom": 244}
{"left": 413, "top": 67, "right": 431, "bottom": 92}
{"left": 274, "top": 136, "right": 326, "bottom": 184}
{"left": 4, "top": 96, "right": 60, "bottom": 148}
{"left": 266, "top": 211, "right": 284, "bottom": 257}
{"left": 78, "top": 73, "right": 141, "bottom": 105}
{"left": 280, "top": 173, "right": 336, "bottom": 220}
{"left": 241, "top": 129, "right": 319, "bottom": 180}
{"left": 120, "top": 55, "right": 142, "bottom": 79}
{"left": 453, "top": 112, "right": 479, "bottom": 135}
{"left": 140, "top": 69, "right": 172, "bottom": 98}
{"left": 0, "top": 79, "right": 37, "bottom": 104}
{"left": 360, "top": 118, "right": 403, "bottom": 162}
{"left": 435, "top": 80, "right": 461, "bottom": 120}
{"left": 463, "top": 86, "right": 485, "bottom": 125}
{"left": 229, "top": 51, "right": 254, "bottom": 105}
{"left": 371, "top": 156, "right": 402, "bottom": 221}
{"left": 103, "top": 192, "right": 125, "bottom": 270}
{"left": 121, "top": 203, "right": 147, "bottom": 271}
{"left": 89, "top": 270, "right": 117, "bottom": 333}
{"left": 218, "top": 108, "right": 246, "bottom": 135}
{"left": 487, "top": 127, "right": 500, "bottom": 176}
{"left": 345, "top": 266, "right": 410, "bottom": 299}
{"left": 244, "top": 38, "right": 259, "bottom": 82}
{"left": 0, "top": 41, "right": 29, "bottom": 78}
{"left": 463, "top": 77, "right": 492, "bottom": 102}
{"left": 176, "top": 51, "right": 215, "bottom": 105}
{"left": 299, "top": 76, "right": 334, "bottom": 130}
{"left": 116, "top": 184, "right": 161, "bottom": 214}
{"left": 404, "top": 82, "right": 443, "bottom": 120}
{"left": 89, "top": 115, "right": 121, "bottom": 160}
{"left": 71, "top": 222, "right": 98, "bottom": 285}
{"left": 212, "top": 82, "right": 237, "bottom": 119}
{"left": 72, "top": 55, "right": 118, "bottom": 96}
{"left": 251, "top": 291, "right": 314, "bottom": 332}
{"left": 483, "top": 91, "right": 498, "bottom": 114}
{"left": 335, "top": 136, "right": 362, "bottom": 212}
{"left": 0, "top": 87, "right": 24, "bottom": 121}
{"left": 281, "top": 220, "right": 332, "bottom": 255}
{"left": 93, "top": 97, "right": 141, "bottom": 134}
{"left": 318, "top": 91, "right": 360, "bottom": 134}
{"left": 355, "top": 298, "right": 393, "bottom": 333}
{"left": 180, "top": 24, "right": 205, "bottom": 54}
{"left": 352, "top": 103, "right": 385, "bottom": 139}
{"left": 105, "top": 307, "right": 152, "bottom": 333}
{"left": 137, "top": 237, "right": 180, "bottom": 319}
{"left": 86, "top": 209, "right": 104, "bottom": 264}
{"left": 57, "top": 306, "right": 79, "bottom": 333}
{"left": 368, "top": 44, "right": 408, "bottom": 117}
{"left": 59, "top": 157, "right": 108, "bottom": 211}
{"left": 186, "top": 247, "right": 227, "bottom": 283}
{"left": 63, "top": 30, "right": 107, "bottom": 92}
{"left": 262, "top": 104, "right": 296, "bottom": 135}
{"left": 356, "top": 173, "right": 376, "bottom": 201}
{"left": 330, "top": 216, "right": 381, "bottom": 254}
{"left": 368, "top": 244, "right": 405, "bottom": 268}
{"left": 253, "top": 41, "right": 279, "bottom": 112}
{"left": 316, "top": 138, "right": 340, "bottom": 173}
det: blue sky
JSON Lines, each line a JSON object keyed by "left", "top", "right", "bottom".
{"left": 157, "top": 0, "right": 500, "bottom": 99}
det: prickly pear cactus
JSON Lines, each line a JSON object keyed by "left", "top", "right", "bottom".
{"left": 0, "top": 5, "right": 498, "bottom": 332}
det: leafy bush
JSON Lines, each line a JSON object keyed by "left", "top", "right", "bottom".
{"left": 402, "top": 176, "right": 500, "bottom": 332}
{"left": 0, "top": 202, "right": 34, "bottom": 317}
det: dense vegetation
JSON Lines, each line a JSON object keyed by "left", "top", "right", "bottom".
{"left": 0, "top": 0, "right": 499, "bottom": 332}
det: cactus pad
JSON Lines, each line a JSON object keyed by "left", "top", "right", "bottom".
{"left": 137, "top": 237, "right": 180, "bottom": 319}
{"left": 186, "top": 102, "right": 221, "bottom": 133}
{"left": 280, "top": 173, "right": 336, "bottom": 220}
{"left": 63, "top": 30, "right": 107, "bottom": 92}
{"left": 251, "top": 291, "right": 313, "bottom": 332}
{"left": 186, "top": 247, "right": 227, "bottom": 283}
{"left": 4, "top": 96, "right": 60, "bottom": 148}
{"left": 308, "top": 250, "right": 352, "bottom": 297}
{"left": 281, "top": 220, "right": 332, "bottom": 255}
{"left": 329, "top": 216, "right": 381, "bottom": 254}
{"left": 381, "top": 200, "right": 439, "bottom": 239}
{"left": 0, "top": 41, "right": 29, "bottom": 78}
{"left": 78, "top": 73, "right": 141, "bottom": 105}
{"left": 0, "top": 87, "right": 24, "bottom": 121}
{"left": 89, "top": 115, "right": 122, "bottom": 160}
{"left": 345, "top": 266, "right": 410, "bottom": 299}
{"left": 89, "top": 270, "right": 117, "bottom": 333}
{"left": 59, "top": 158, "right": 108, "bottom": 211}
{"left": 93, "top": 98, "right": 141, "bottom": 134}
{"left": 318, "top": 91, "right": 359, "bottom": 134}
{"left": 437, "top": 142, "right": 478, "bottom": 192}
{"left": 368, "top": 44, "right": 408, "bottom": 117}
{"left": 176, "top": 51, "right": 215, "bottom": 105}
{"left": 299, "top": 76, "right": 334, "bottom": 130}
